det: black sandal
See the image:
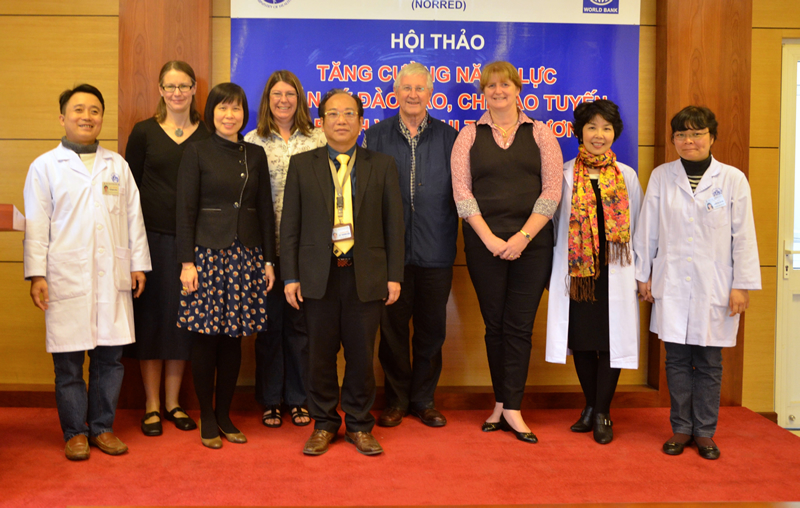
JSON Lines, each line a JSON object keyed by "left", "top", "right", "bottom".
{"left": 262, "top": 405, "right": 282, "bottom": 428}
{"left": 290, "top": 406, "right": 311, "bottom": 427}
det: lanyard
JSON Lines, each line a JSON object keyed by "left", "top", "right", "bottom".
{"left": 328, "top": 152, "right": 356, "bottom": 224}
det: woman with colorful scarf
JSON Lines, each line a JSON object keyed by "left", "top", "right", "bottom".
{"left": 545, "top": 100, "right": 643, "bottom": 444}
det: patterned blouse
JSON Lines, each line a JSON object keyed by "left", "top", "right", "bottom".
{"left": 451, "top": 111, "right": 562, "bottom": 219}
{"left": 244, "top": 127, "right": 327, "bottom": 255}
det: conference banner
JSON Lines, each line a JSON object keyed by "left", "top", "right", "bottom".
{"left": 231, "top": 0, "right": 641, "bottom": 166}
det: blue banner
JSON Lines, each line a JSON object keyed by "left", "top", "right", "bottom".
{"left": 231, "top": 14, "right": 640, "bottom": 166}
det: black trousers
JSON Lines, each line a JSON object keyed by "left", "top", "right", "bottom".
{"left": 379, "top": 264, "right": 453, "bottom": 411}
{"left": 463, "top": 225, "right": 552, "bottom": 410}
{"left": 304, "top": 259, "right": 383, "bottom": 433}
{"left": 254, "top": 257, "right": 309, "bottom": 408}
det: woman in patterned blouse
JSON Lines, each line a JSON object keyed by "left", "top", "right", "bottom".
{"left": 244, "top": 70, "right": 326, "bottom": 429}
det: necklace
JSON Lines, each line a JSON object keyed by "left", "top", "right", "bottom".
{"left": 165, "top": 119, "right": 190, "bottom": 137}
{"left": 492, "top": 122, "right": 516, "bottom": 138}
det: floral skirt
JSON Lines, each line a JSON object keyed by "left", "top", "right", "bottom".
{"left": 177, "top": 239, "right": 268, "bottom": 337}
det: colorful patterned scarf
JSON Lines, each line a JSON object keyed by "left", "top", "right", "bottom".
{"left": 568, "top": 145, "right": 631, "bottom": 302}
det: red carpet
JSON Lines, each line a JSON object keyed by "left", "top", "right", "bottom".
{"left": 0, "top": 406, "right": 798, "bottom": 507}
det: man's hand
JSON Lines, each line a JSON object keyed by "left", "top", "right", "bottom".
{"left": 132, "top": 271, "right": 146, "bottom": 298}
{"left": 285, "top": 282, "right": 303, "bottom": 310}
{"left": 30, "top": 276, "right": 49, "bottom": 311}
{"left": 385, "top": 281, "right": 401, "bottom": 305}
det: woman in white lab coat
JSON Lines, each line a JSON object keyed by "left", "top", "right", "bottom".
{"left": 546, "top": 100, "right": 643, "bottom": 444}
{"left": 634, "top": 106, "right": 761, "bottom": 460}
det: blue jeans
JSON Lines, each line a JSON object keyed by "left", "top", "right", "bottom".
{"left": 52, "top": 346, "right": 124, "bottom": 441}
{"left": 664, "top": 342, "right": 723, "bottom": 438}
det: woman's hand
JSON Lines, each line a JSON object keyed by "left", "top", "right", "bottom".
{"left": 499, "top": 232, "right": 530, "bottom": 260}
{"left": 484, "top": 235, "right": 508, "bottom": 257}
{"left": 264, "top": 264, "right": 275, "bottom": 292}
{"left": 180, "top": 263, "right": 198, "bottom": 294}
{"left": 637, "top": 278, "right": 653, "bottom": 303}
{"left": 729, "top": 288, "right": 750, "bottom": 316}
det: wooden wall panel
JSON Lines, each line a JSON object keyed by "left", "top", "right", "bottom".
{"left": 0, "top": 16, "right": 118, "bottom": 141}
{"left": 212, "top": 0, "right": 231, "bottom": 18}
{"left": 742, "top": 266, "right": 776, "bottom": 412}
{"left": 211, "top": 17, "right": 231, "bottom": 86}
{"left": 750, "top": 148, "right": 780, "bottom": 266}
{"left": 639, "top": 26, "right": 656, "bottom": 147}
{"left": 750, "top": 29, "right": 788, "bottom": 148}
{"left": 118, "top": 0, "right": 211, "bottom": 155}
{"left": 0, "top": 263, "right": 51, "bottom": 384}
{"left": 752, "top": 0, "right": 800, "bottom": 28}
{"left": 0, "top": 0, "right": 117, "bottom": 16}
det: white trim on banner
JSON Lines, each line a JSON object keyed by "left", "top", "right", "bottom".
{"left": 231, "top": 0, "right": 641, "bottom": 26}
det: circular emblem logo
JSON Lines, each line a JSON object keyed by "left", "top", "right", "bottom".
{"left": 258, "top": 0, "right": 292, "bottom": 7}
{"left": 589, "top": 0, "right": 614, "bottom": 5}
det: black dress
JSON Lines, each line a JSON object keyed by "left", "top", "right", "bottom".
{"left": 124, "top": 118, "right": 210, "bottom": 360}
{"left": 567, "top": 177, "right": 610, "bottom": 352}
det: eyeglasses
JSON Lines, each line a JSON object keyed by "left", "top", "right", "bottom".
{"left": 400, "top": 85, "right": 428, "bottom": 94}
{"left": 161, "top": 84, "right": 194, "bottom": 94}
{"left": 673, "top": 130, "right": 709, "bottom": 141}
{"left": 324, "top": 110, "right": 358, "bottom": 121}
{"left": 271, "top": 91, "right": 297, "bottom": 99}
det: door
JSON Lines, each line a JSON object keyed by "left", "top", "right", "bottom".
{"left": 776, "top": 42, "right": 800, "bottom": 429}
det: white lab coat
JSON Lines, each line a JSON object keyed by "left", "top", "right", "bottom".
{"left": 633, "top": 157, "right": 761, "bottom": 347}
{"left": 546, "top": 159, "right": 643, "bottom": 369}
{"left": 23, "top": 143, "right": 151, "bottom": 353}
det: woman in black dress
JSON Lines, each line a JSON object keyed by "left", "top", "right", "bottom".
{"left": 545, "top": 100, "right": 643, "bottom": 444}
{"left": 177, "top": 83, "right": 276, "bottom": 448}
{"left": 125, "top": 61, "right": 209, "bottom": 436}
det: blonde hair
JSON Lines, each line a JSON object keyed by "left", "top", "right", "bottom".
{"left": 479, "top": 61, "right": 522, "bottom": 92}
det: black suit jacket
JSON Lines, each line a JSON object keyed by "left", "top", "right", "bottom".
{"left": 280, "top": 145, "right": 404, "bottom": 302}
{"left": 176, "top": 135, "right": 275, "bottom": 263}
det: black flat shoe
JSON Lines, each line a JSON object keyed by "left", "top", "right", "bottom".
{"left": 164, "top": 406, "right": 197, "bottom": 431}
{"left": 570, "top": 406, "right": 594, "bottom": 433}
{"left": 663, "top": 437, "right": 693, "bottom": 455}
{"left": 697, "top": 440, "right": 720, "bottom": 460}
{"left": 499, "top": 415, "right": 538, "bottom": 443}
{"left": 481, "top": 420, "right": 502, "bottom": 432}
{"left": 141, "top": 411, "right": 162, "bottom": 436}
{"left": 593, "top": 413, "right": 613, "bottom": 444}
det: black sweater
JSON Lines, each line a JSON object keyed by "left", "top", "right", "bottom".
{"left": 125, "top": 117, "right": 210, "bottom": 235}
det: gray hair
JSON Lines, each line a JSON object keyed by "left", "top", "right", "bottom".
{"left": 393, "top": 62, "right": 433, "bottom": 93}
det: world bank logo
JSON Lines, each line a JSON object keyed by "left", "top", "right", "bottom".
{"left": 583, "top": 0, "right": 619, "bottom": 13}
{"left": 258, "top": 0, "right": 293, "bottom": 8}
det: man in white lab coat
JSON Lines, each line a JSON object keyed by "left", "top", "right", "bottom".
{"left": 23, "top": 84, "right": 151, "bottom": 461}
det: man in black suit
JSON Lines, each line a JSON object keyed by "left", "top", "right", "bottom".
{"left": 281, "top": 89, "right": 404, "bottom": 456}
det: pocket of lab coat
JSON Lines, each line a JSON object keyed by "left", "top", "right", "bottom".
{"left": 709, "top": 262, "right": 734, "bottom": 307}
{"left": 702, "top": 207, "right": 727, "bottom": 229}
{"left": 114, "top": 246, "right": 133, "bottom": 291}
{"left": 105, "top": 186, "right": 125, "bottom": 215}
{"left": 46, "top": 249, "right": 90, "bottom": 301}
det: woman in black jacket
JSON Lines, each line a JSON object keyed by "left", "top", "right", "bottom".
{"left": 177, "top": 83, "right": 276, "bottom": 448}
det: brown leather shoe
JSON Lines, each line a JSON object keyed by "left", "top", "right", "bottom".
{"left": 65, "top": 434, "right": 90, "bottom": 461}
{"left": 303, "top": 429, "right": 336, "bottom": 456}
{"left": 377, "top": 407, "right": 406, "bottom": 427}
{"left": 345, "top": 431, "right": 383, "bottom": 455}
{"left": 410, "top": 407, "right": 447, "bottom": 427}
{"left": 89, "top": 432, "right": 128, "bottom": 455}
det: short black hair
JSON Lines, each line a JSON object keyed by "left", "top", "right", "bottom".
{"left": 59, "top": 84, "right": 105, "bottom": 115}
{"left": 572, "top": 99, "right": 623, "bottom": 144}
{"left": 204, "top": 82, "right": 249, "bottom": 135}
{"left": 670, "top": 105, "right": 718, "bottom": 140}
{"left": 318, "top": 88, "right": 364, "bottom": 120}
